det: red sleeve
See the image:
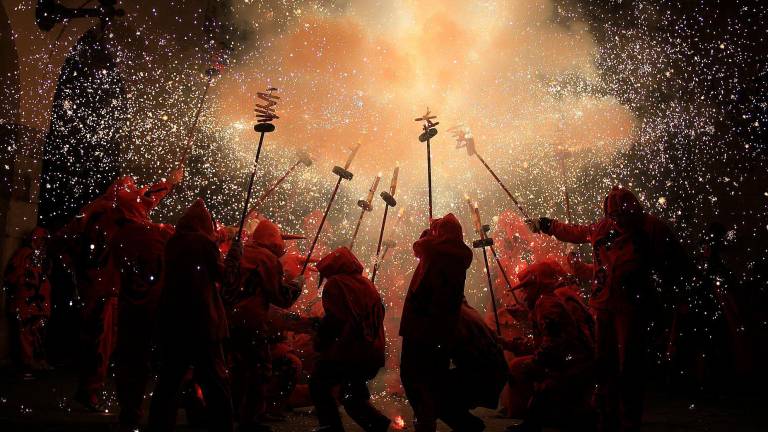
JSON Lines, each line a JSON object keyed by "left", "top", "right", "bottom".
{"left": 548, "top": 220, "right": 595, "bottom": 244}
{"left": 144, "top": 179, "right": 172, "bottom": 207}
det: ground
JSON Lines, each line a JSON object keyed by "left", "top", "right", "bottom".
{"left": 0, "top": 368, "right": 762, "bottom": 431}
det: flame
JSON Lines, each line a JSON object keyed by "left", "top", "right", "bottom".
{"left": 392, "top": 415, "right": 406, "bottom": 430}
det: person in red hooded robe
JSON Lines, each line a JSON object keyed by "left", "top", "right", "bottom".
{"left": 502, "top": 260, "right": 595, "bottom": 432}
{"left": 112, "top": 181, "right": 176, "bottom": 428}
{"left": 68, "top": 176, "right": 131, "bottom": 410}
{"left": 70, "top": 169, "right": 181, "bottom": 411}
{"left": 4, "top": 227, "right": 52, "bottom": 372}
{"left": 223, "top": 218, "right": 303, "bottom": 432}
{"left": 147, "top": 198, "right": 233, "bottom": 432}
{"left": 527, "top": 186, "right": 690, "bottom": 432}
{"left": 399, "top": 214, "right": 485, "bottom": 432}
{"left": 309, "top": 247, "right": 391, "bottom": 432}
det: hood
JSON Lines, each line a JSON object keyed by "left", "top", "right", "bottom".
{"left": 247, "top": 218, "right": 285, "bottom": 257}
{"left": 29, "top": 227, "right": 49, "bottom": 250}
{"left": 117, "top": 179, "right": 156, "bottom": 222}
{"left": 604, "top": 186, "right": 643, "bottom": 216}
{"left": 76, "top": 176, "right": 133, "bottom": 224}
{"left": 413, "top": 213, "right": 473, "bottom": 268}
{"left": 176, "top": 198, "right": 215, "bottom": 239}
{"left": 317, "top": 247, "right": 364, "bottom": 278}
{"left": 514, "top": 259, "right": 568, "bottom": 309}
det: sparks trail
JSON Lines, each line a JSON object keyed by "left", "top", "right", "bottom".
{"left": 235, "top": 87, "right": 279, "bottom": 242}
{"left": 349, "top": 173, "right": 381, "bottom": 251}
{"left": 450, "top": 125, "right": 531, "bottom": 221}
{"left": 300, "top": 143, "right": 361, "bottom": 275}
{"left": 415, "top": 108, "right": 439, "bottom": 221}
{"left": 371, "top": 166, "right": 399, "bottom": 284}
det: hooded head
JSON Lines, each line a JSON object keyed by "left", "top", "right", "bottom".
{"left": 117, "top": 179, "right": 157, "bottom": 222}
{"left": 413, "top": 213, "right": 473, "bottom": 267}
{"left": 604, "top": 186, "right": 644, "bottom": 232}
{"left": 317, "top": 247, "right": 364, "bottom": 279}
{"left": 28, "top": 227, "right": 49, "bottom": 251}
{"left": 176, "top": 198, "right": 215, "bottom": 239}
{"left": 430, "top": 213, "right": 463, "bottom": 240}
{"left": 248, "top": 218, "right": 286, "bottom": 257}
{"left": 514, "top": 259, "right": 568, "bottom": 310}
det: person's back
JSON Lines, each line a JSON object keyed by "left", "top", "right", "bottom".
{"left": 400, "top": 214, "right": 473, "bottom": 344}
{"left": 112, "top": 213, "right": 174, "bottom": 428}
{"left": 315, "top": 247, "right": 385, "bottom": 370}
{"left": 160, "top": 201, "right": 227, "bottom": 344}
{"left": 148, "top": 199, "right": 233, "bottom": 432}
{"left": 310, "top": 247, "right": 390, "bottom": 432}
{"left": 399, "top": 214, "right": 485, "bottom": 432}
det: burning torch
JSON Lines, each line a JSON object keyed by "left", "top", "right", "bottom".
{"left": 371, "top": 166, "right": 399, "bottom": 284}
{"left": 235, "top": 87, "right": 280, "bottom": 241}
{"left": 349, "top": 173, "right": 382, "bottom": 251}
{"left": 467, "top": 195, "right": 502, "bottom": 335}
{"left": 300, "top": 143, "right": 361, "bottom": 275}
{"left": 450, "top": 125, "right": 531, "bottom": 221}
{"left": 415, "top": 108, "right": 439, "bottom": 220}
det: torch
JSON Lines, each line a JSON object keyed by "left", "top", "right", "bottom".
{"left": 467, "top": 195, "right": 502, "bottom": 336}
{"left": 379, "top": 207, "right": 405, "bottom": 264}
{"left": 415, "top": 109, "right": 439, "bottom": 220}
{"left": 349, "top": 173, "right": 382, "bottom": 251}
{"left": 235, "top": 87, "right": 280, "bottom": 241}
{"left": 251, "top": 150, "right": 313, "bottom": 212}
{"left": 300, "top": 143, "right": 361, "bottom": 275}
{"left": 371, "top": 166, "right": 399, "bottom": 284}
{"left": 450, "top": 125, "right": 531, "bottom": 221}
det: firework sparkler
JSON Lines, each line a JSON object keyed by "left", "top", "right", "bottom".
{"left": 300, "top": 143, "right": 361, "bottom": 274}
{"left": 349, "top": 173, "right": 381, "bottom": 251}
{"left": 467, "top": 195, "right": 501, "bottom": 335}
{"left": 371, "top": 166, "right": 399, "bottom": 284}
{"left": 451, "top": 125, "right": 531, "bottom": 221}
{"left": 415, "top": 109, "right": 439, "bottom": 220}
{"left": 235, "top": 87, "right": 280, "bottom": 241}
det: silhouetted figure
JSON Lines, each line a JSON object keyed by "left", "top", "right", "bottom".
{"left": 310, "top": 247, "right": 390, "bottom": 432}
{"left": 112, "top": 179, "right": 176, "bottom": 428}
{"left": 223, "top": 218, "right": 302, "bottom": 432}
{"left": 501, "top": 260, "right": 595, "bottom": 432}
{"left": 147, "top": 199, "right": 233, "bottom": 432}
{"left": 528, "top": 187, "right": 689, "bottom": 432}
{"left": 3, "top": 227, "right": 52, "bottom": 372}
{"left": 399, "top": 214, "right": 486, "bottom": 432}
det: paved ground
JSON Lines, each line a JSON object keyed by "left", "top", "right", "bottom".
{"left": 0, "top": 367, "right": 763, "bottom": 431}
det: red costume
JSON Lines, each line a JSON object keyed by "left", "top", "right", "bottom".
{"left": 112, "top": 184, "right": 175, "bottom": 427}
{"left": 537, "top": 187, "right": 688, "bottom": 432}
{"left": 503, "top": 260, "right": 595, "bottom": 431}
{"left": 399, "top": 214, "right": 485, "bottom": 432}
{"left": 147, "top": 199, "right": 233, "bottom": 432}
{"left": 309, "top": 247, "right": 390, "bottom": 432}
{"left": 3, "top": 228, "right": 51, "bottom": 371}
{"left": 69, "top": 177, "right": 129, "bottom": 409}
{"left": 224, "top": 218, "right": 302, "bottom": 430}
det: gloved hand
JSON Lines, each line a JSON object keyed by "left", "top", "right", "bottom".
{"left": 525, "top": 217, "right": 552, "bottom": 234}
{"left": 525, "top": 218, "right": 541, "bottom": 233}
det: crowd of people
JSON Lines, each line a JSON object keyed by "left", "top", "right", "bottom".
{"left": 3, "top": 169, "right": 766, "bottom": 432}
